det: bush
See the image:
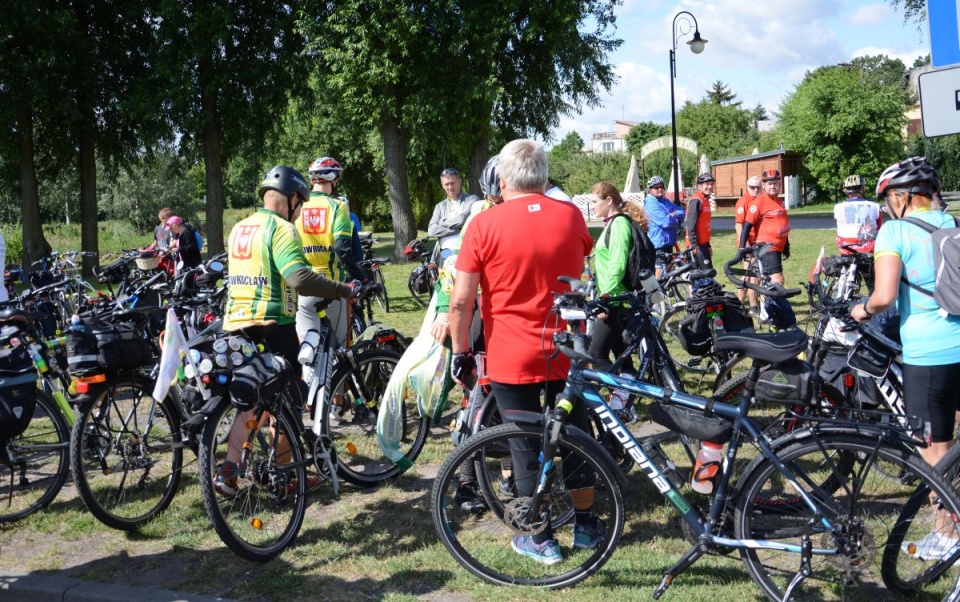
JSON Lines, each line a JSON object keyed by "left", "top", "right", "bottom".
{"left": 1, "top": 224, "right": 23, "bottom": 264}
{"left": 364, "top": 196, "right": 393, "bottom": 232}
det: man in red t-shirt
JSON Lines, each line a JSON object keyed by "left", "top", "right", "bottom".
{"left": 684, "top": 172, "right": 714, "bottom": 266}
{"left": 449, "top": 138, "right": 597, "bottom": 564}
{"left": 734, "top": 175, "right": 762, "bottom": 310}
{"left": 740, "top": 168, "right": 791, "bottom": 285}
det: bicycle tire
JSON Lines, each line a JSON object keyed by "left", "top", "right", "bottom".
{"left": 319, "top": 349, "right": 421, "bottom": 487}
{"left": 372, "top": 267, "right": 389, "bottom": 313}
{"left": 882, "top": 442, "right": 960, "bottom": 594}
{"left": 69, "top": 374, "right": 183, "bottom": 530}
{"left": 0, "top": 390, "right": 70, "bottom": 524}
{"left": 735, "top": 433, "right": 960, "bottom": 601}
{"left": 198, "top": 397, "right": 307, "bottom": 562}
{"left": 658, "top": 305, "right": 713, "bottom": 374}
{"left": 432, "top": 422, "right": 624, "bottom": 588}
{"left": 407, "top": 264, "right": 436, "bottom": 309}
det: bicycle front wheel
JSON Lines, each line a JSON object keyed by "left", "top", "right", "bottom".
{"left": 735, "top": 433, "right": 960, "bottom": 601}
{"left": 70, "top": 375, "right": 183, "bottom": 530}
{"left": 198, "top": 399, "right": 307, "bottom": 562}
{"left": 658, "top": 305, "right": 713, "bottom": 374}
{"left": 882, "top": 442, "right": 960, "bottom": 595}
{"left": 0, "top": 390, "right": 70, "bottom": 524}
{"left": 432, "top": 422, "right": 624, "bottom": 588}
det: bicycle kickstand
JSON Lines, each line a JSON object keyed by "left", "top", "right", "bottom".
{"left": 653, "top": 544, "right": 704, "bottom": 600}
{"left": 782, "top": 530, "right": 813, "bottom": 602}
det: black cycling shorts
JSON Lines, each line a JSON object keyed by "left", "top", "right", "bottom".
{"left": 758, "top": 249, "right": 784, "bottom": 276}
{"left": 903, "top": 361, "right": 960, "bottom": 442}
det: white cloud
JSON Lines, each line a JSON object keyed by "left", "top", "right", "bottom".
{"left": 851, "top": 45, "right": 928, "bottom": 67}
{"left": 849, "top": 3, "right": 897, "bottom": 26}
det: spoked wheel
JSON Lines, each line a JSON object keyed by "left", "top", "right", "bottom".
{"left": 408, "top": 263, "right": 438, "bottom": 308}
{"left": 198, "top": 398, "right": 307, "bottom": 562}
{"left": 70, "top": 374, "right": 183, "bottom": 530}
{"left": 736, "top": 434, "right": 960, "bottom": 601}
{"left": 320, "top": 350, "right": 425, "bottom": 487}
{"left": 658, "top": 305, "right": 717, "bottom": 375}
{"left": 371, "top": 266, "right": 390, "bottom": 313}
{"left": 0, "top": 391, "right": 70, "bottom": 524}
{"left": 432, "top": 422, "right": 624, "bottom": 588}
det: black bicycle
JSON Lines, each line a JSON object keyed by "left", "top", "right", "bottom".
{"left": 404, "top": 238, "right": 439, "bottom": 308}
{"left": 431, "top": 275, "right": 960, "bottom": 599}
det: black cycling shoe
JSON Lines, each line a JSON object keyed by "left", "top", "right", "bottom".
{"left": 454, "top": 481, "right": 488, "bottom": 513}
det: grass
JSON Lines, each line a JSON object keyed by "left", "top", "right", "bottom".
{"left": 0, "top": 217, "right": 844, "bottom": 601}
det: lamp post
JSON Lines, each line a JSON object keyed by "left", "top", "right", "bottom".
{"left": 669, "top": 10, "right": 707, "bottom": 205}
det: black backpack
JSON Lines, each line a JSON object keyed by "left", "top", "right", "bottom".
{"left": 603, "top": 213, "right": 656, "bottom": 291}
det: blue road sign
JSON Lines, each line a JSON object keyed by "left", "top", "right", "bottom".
{"left": 930, "top": 0, "right": 960, "bottom": 68}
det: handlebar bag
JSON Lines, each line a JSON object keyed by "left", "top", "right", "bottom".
{"left": 847, "top": 335, "right": 893, "bottom": 380}
{"left": 0, "top": 346, "right": 37, "bottom": 440}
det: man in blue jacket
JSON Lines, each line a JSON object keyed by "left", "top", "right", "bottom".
{"left": 642, "top": 175, "right": 685, "bottom": 255}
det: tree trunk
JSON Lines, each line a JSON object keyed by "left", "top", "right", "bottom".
{"left": 78, "top": 114, "right": 99, "bottom": 278}
{"left": 467, "top": 128, "right": 489, "bottom": 198}
{"left": 14, "top": 102, "right": 51, "bottom": 267}
{"left": 199, "top": 54, "right": 224, "bottom": 258}
{"left": 381, "top": 116, "right": 417, "bottom": 262}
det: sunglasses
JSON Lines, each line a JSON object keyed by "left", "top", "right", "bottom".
{"left": 441, "top": 168, "right": 459, "bottom": 177}
{"left": 748, "top": 185, "right": 760, "bottom": 190}
{"left": 651, "top": 185, "right": 665, "bottom": 190}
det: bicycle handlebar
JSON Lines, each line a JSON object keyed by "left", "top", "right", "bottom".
{"left": 723, "top": 245, "right": 801, "bottom": 298}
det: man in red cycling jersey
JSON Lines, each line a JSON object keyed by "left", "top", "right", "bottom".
{"left": 684, "top": 172, "right": 714, "bottom": 266}
{"left": 735, "top": 176, "right": 762, "bottom": 310}
{"left": 740, "top": 168, "right": 791, "bottom": 285}
{"left": 448, "top": 138, "right": 597, "bottom": 565}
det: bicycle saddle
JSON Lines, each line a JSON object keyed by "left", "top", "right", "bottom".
{"left": 0, "top": 308, "right": 35, "bottom": 325}
{"left": 713, "top": 328, "right": 807, "bottom": 363}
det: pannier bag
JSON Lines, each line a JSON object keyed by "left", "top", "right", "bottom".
{"left": 678, "top": 311, "right": 712, "bottom": 356}
{"left": 409, "top": 265, "right": 434, "bottom": 295}
{"left": 93, "top": 258, "right": 130, "bottom": 285}
{"left": 819, "top": 343, "right": 879, "bottom": 408}
{"left": 0, "top": 345, "right": 38, "bottom": 439}
{"left": 650, "top": 401, "right": 733, "bottom": 444}
{"left": 228, "top": 353, "right": 290, "bottom": 412}
{"left": 755, "top": 359, "right": 815, "bottom": 405}
{"left": 66, "top": 318, "right": 153, "bottom": 375}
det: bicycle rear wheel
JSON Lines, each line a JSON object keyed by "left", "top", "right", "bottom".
{"left": 432, "top": 422, "right": 624, "bottom": 588}
{"left": 320, "top": 350, "right": 421, "bottom": 487}
{"left": 735, "top": 433, "right": 960, "bottom": 601}
{"left": 198, "top": 398, "right": 307, "bottom": 562}
{"left": 0, "top": 390, "right": 70, "bottom": 523}
{"left": 70, "top": 374, "right": 183, "bottom": 530}
{"left": 372, "top": 266, "right": 389, "bottom": 313}
{"left": 882, "top": 442, "right": 960, "bottom": 594}
{"left": 658, "top": 305, "right": 715, "bottom": 374}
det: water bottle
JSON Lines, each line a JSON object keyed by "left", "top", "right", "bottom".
{"left": 28, "top": 344, "right": 49, "bottom": 373}
{"left": 691, "top": 441, "right": 725, "bottom": 494}
{"left": 69, "top": 314, "right": 84, "bottom": 333}
{"left": 639, "top": 270, "right": 663, "bottom": 305}
{"left": 298, "top": 329, "right": 321, "bottom": 365}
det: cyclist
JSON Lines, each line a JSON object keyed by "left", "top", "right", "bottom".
{"left": 428, "top": 168, "right": 480, "bottom": 260}
{"left": 643, "top": 175, "right": 685, "bottom": 257}
{"left": 740, "top": 168, "right": 791, "bottom": 286}
{"left": 735, "top": 176, "right": 761, "bottom": 313}
{"left": 142, "top": 208, "right": 174, "bottom": 253}
{"left": 449, "top": 138, "right": 597, "bottom": 565}
{"left": 165, "top": 216, "right": 202, "bottom": 270}
{"left": 216, "top": 165, "right": 356, "bottom": 495}
{"left": 295, "top": 156, "right": 366, "bottom": 369}
{"left": 851, "top": 157, "right": 960, "bottom": 559}
{"left": 684, "top": 172, "right": 714, "bottom": 265}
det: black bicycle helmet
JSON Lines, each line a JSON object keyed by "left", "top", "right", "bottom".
{"left": 480, "top": 154, "right": 501, "bottom": 198}
{"left": 258, "top": 165, "right": 310, "bottom": 220}
{"left": 875, "top": 156, "right": 940, "bottom": 200}
{"left": 696, "top": 172, "right": 715, "bottom": 184}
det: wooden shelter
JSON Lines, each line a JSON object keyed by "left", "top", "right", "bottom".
{"left": 710, "top": 149, "right": 803, "bottom": 209}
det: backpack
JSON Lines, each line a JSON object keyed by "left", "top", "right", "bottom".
{"left": 603, "top": 213, "right": 656, "bottom": 291}
{"left": 195, "top": 231, "right": 204, "bottom": 251}
{"left": 900, "top": 215, "right": 960, "bottom": 315}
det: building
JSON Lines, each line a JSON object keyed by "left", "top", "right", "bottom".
{"left": 710, "top": 148, "right": 803, "bottom": 209}
{"left": 588, "top": 120, "right": 638, "bottom": 153}
{"left": 905, "top": 63, "right": 933, "bottom": 138}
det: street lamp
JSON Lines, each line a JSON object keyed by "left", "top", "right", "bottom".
{"left": 669, "top": 10, "right": 707, "bottom": 204}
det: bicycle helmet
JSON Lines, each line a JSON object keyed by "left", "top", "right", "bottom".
{"left": 257, "top": 165, "right": 310, "bottom": 220}
{"left": 308, "top": 156, "right": 343, "bottom": 183}
{"left": 647, "top": 175, "right": 665, "bottom": 188}
{"left": 875, "top": 156, "right": 940, "bottom": 201}
{"left": 842, "top": 174, "right": 865, "bottom": 193}
{"left": 695, "top": 172, "right": 715, "bottom": 184}
{"left": 480, "top": 154, "right": 501, "bottom": 198}
{"left": 761, "top": 169, "right": 781, "bottom": 181}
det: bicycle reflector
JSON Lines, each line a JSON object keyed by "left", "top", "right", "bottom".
{"left": 74, "top": 373, "right": 107, "bottom": 394}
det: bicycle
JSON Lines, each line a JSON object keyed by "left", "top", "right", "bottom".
{"left": 0, "top": 309, "right": 76, "bottom": 524}
{"left": 359, "top": 255, "right": 390, "bottom": 313}
{"left": 404, "top": 238, "right": 439, "bottom": 308}
{"left": 430, "top": 275, "right": 960, "bottom": 599}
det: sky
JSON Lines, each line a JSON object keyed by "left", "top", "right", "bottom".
{"left": 550, "top": 0, "right": 929, "bottom": 149}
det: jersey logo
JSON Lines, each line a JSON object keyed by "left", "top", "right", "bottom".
{"left": 527, "top": 204, "right": 542, "bottom": 212}
{"left": 750, "top": 205, "right": 758, "bottom": 213}
{"left": 736, "top": 207, "right": 744, "bottom": 214}
{"left": 233, "top": 225, "right": 259, "bottom": 259}
{"left": 302, "top": 207, "right": 328, "bottom": 234}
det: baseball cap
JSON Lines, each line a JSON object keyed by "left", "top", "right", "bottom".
{"left": 165, "top": 216, "right": 183, "bottom": 228}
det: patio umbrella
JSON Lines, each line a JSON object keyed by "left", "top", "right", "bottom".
{"left": 666, "top": 156, "right": 684, "bottom": 202}
{"left": 623, "top": 155, "right": 642, "bottom": 193}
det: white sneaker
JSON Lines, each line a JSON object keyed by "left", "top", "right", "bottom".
{"left": 901, "top": 531, "right": 960, "bottom": 561}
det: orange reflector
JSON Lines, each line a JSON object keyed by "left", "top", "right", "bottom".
{"left": 76, "top": 382, "right": 90, "bottom": 394}
{"left": 77, "top": 374, "right": 107, "bottom": 384}
{"left": 201, "top": 375, "right": 211, "bottom": 384}
{"left": 346, "top": 442, "right": 357, "bottom": 456}
{"left": 375, "top": 335, "right": 396, "bottom": 343}
{"left": 251, "top": 518, "right": 263, "bottom": 530}
{"left": 843, "top": 373, "right": 855, "bottom": 389}
{"left": 907, "top": 542, "right": 917, "bottom": 555}
{"left": 245, "top": 420, "right": 258, "bottom": 429}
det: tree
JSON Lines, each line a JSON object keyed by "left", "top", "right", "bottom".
{"left": 889, "top": 0, "right": 925, "bottom": 26}
{"left": 751, "top": 102, "right": 769, "bottom": 123}
{"left": 706, "top": 80, "right": 740, "bottom": 107}
{"left": 156, "top": 0, "right": 306, "bottom": 256}
{"left": 550, "top": 132, "right": 585, "bottom": 162}
{"left": 624, "top": 121, "right": 670, "bottom": 156}
{"left": 563, "top": 152, "right": 630, "bottom": 197}
{"left": 548, "top": 131, "right": 585, "bottom": 191}
{"left": 675, "top": 100, "right": 758, "bottom": 161}
{"left": 778, "top": 57, "right": 909, "bottom": 199}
